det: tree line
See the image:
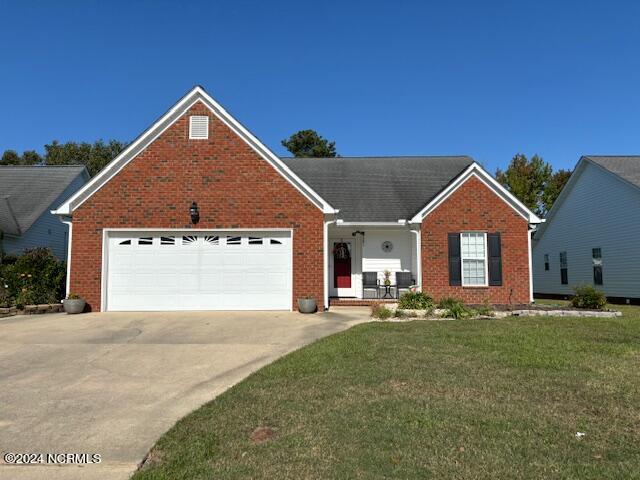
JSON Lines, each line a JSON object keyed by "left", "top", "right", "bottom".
{"left": 1, "top": 130, "right": 570, "bottom": 217}
{"left": 1, "top": 140, "right": 128, "bottom": 177}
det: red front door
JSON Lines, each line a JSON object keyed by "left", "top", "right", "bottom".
{"left": 333, "top": 243, "right": 352, "bottom": 289}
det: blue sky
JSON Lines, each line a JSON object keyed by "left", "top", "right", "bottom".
{"left": 1, "top": 0, "right": 639, "bottom": 173}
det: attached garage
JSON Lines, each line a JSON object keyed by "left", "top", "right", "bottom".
{"left": 103, "top": 230, "right": 292, "bottom": 311}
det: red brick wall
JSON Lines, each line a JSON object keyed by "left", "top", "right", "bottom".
{"left": 70, "top": 101, "right": 325, "bottom": 311}
{"left": 421, "top": 175, "right": 531, "bottom": 305}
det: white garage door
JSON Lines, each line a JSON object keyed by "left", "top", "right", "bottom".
{"left": 105, "top": 231, "right": 292, "bottom": 311}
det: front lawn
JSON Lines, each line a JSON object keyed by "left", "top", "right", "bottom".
{"left": 134, "top": 309, "right": 640, "bottom": 479}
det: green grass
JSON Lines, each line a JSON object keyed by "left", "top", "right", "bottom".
{"left": 134, "top": 307, "right": 640, "bottom": 480}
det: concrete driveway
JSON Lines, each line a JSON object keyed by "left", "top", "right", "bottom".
{"left": 0, "top": 308, "right": 368, "bottom": 480}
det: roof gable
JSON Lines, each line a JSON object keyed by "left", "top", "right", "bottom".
{"left": 0, "top": 166, "right": 88, "bottom": 235}
{"left": 53, "top": 86, "right": 336, "bottom": 216}
{"left": 409, "top": 163, "right": 542, "bottom": 224}
{"left": 535, "top": 155, "right": 640, "bottom": 241}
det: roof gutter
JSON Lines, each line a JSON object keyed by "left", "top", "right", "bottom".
{"left": 335, "top": 220, "right": 409, "bottom": 227}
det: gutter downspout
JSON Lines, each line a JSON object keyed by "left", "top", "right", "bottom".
{"left": 58, "top": 216, "right": 72, "bottom": 297}
{"left": 528, "top": 225, "right": 536, "bottom": 304}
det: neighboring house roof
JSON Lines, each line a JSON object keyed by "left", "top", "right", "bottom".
{"left": 584, "top": 155, "right": 640, "bottom": 189}
{"left": 534, "top": 155, "right": 640, "bottom": 241}
{"left": 0, "top": 165, "right": 88, "bottom": 236}
{"left": 282, "top": 156, "right": 474, "bottom": 222}
{"left": 53, "top": 86, "right": 337, "bottom": 216}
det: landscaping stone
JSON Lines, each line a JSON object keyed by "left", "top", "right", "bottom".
{"left": 375, "top": 304, "right": 622, "bottom": 320}
{"left": 0, "top": 303, "right": 64, "bottom": 318}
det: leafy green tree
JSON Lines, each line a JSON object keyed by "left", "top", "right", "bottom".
{"left": 44, "top": 139, "right": 127, "bottom": 176}
{"left": 496, "top": 154, "right": 552, "bottom": 216}
{"left": 1, "top": 150, "right": 21, "bottom": 165}
{"left": 21, "top": 150, "right": 43, "bottom": 165}
{"left": 542, "top": 169, "right": 571, "bottom": 213}
{"left": 281, "top": 129, "right": 337, "bottom": 157}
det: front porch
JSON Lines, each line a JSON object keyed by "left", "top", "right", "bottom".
{"left": 326, "top": 222, "right": 421, "bottom": 303}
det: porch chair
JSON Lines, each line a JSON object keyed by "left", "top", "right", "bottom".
{"left": 395, "top": 272, "right": 414, "bottom": 299}
{"left": 362, "top": 271, "right": 379, "bottom": 299}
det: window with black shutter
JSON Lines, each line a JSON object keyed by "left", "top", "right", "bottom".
{"left": 448, "top": 233, "right": 461, "bottom": 286}
{"left": 487, "top": 233, "right": 502, "bottom": 286}
{"left": 592, "top": 248, "right": 603, "bottom": 285}
{"left": 560, "top": 251, "right": 568, "bottom": 285}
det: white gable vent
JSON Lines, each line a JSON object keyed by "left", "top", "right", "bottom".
{"left": 189, "top": 115, "right": 209, "bottom": 139}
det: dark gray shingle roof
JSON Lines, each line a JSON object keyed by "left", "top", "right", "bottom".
{"left": 282, "top": 156, "right": 474, "bottom": 221}
{"left": 585, "top": 156, "right": 640, "bottom": 188}
{"left": 0, "top": 165, "right": 87, "bottom": 235}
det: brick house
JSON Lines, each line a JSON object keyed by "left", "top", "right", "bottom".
{"left": 54, "top": 86, "right": 541, "bottom": 312}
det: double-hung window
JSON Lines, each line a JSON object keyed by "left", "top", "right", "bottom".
{"left": 461, "top": 232, "right": 487, "bottom": 286}
{"left": 560, "top": 251, "right": 568, "bottom": 285}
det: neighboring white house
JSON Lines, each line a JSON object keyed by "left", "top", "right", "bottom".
{"left": 533, "top": 156, "right": 640, "bottom": 302}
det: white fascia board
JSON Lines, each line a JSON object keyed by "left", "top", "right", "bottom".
{"left": 409, "top": 163, "right": 543, "bottom": 224}
{"left": 335, "top": 221, "right": 409, "bottom": 226}
{"left": 53, "top": 86, "right": 336, "bottom": 216}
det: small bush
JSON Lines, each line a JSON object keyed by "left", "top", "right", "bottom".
{"left": 2, "top": 248, "right": 66, "bottom": 307}
{"left": 393, "top": 308, "right": 406, "bottom": 318}
{"left": 371, "top": 303, "right": 392, "bottom": 319}
{"left": 443, "top": 302, "right": 475, "bottom": 319}
{"left": 437, "top": 296, "right": 464, "bottom": 310}
{"left": 398, "top": 291, "right": 434, "bottom": 311}
{"left": 437, "top": 297, "right": 474, "bottom": 319}
{"left": 571, "top": 285, "right": 607, "bottom": 310}
{"left": 475, "top": 299, "right": 494, "bottom": 317}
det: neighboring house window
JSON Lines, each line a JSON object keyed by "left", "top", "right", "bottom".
{"left": 560, "top": 251, "right": 568, "bottom": 285}
{"left": 189, "top": 116, "right": 209, "bottom": 139}
{"left": 592, "top": 248, "right": 603, "bottom": 285}
{"left": 460, "top": 232, "right": 487, "bottom": 286}
{"left": 544, "top": 254, "right": 549, "bottom": 271}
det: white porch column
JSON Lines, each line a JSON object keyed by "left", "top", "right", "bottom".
{"left": 411, "top": 227, "right": 422, "bottom": 291}
{"left": 323, "top": 218, "right": 336, "bottom": 310}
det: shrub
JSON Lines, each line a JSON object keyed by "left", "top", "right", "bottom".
{"left": 2, "top": 248, "right": 66, "bottom": 307}
{"left": 475, "top": 299, "right": 494, "bottom": 317}
{"left": 398, "top": 291, "right": 434, "bottom": 311}
{"left": 443, "top": 302, "right": 475, "bottom": 319}
{"left": 571, "top": 285, "right": 607, "bottom": 310}
{"left": 393, "top": 308, "right": 406, "bottom": 318}
{"left": 437, "top": 296, "right": 464, "bottom": 310}
{"left": 437, "top": 297, "right": 474, "bottom": 319}
{"left": 371, "top": 303, "right": 392, "bottom": 320}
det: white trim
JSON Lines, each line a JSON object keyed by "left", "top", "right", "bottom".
{"left": 101, "top": 228, "right": 108, "bottom": 311}
{"left": 53, "top": 86, "right": 336, "bottom": 216}
{"left": 102, "top": 227, "right": 293, "bottom": 232}
{"left": 460, "top": 232, "right": 489, "bottom": 287}
{"left": 410, "top": 163, "right": 542, "bottom": 224}
{"left": 101, "top": 227, "right": 294, "bottom": 312}
{"left": 323, "top": 219, "right": 335, "bottom": 310}
{"left": 60, "top": 218, "right": 72, "bottom": 297}
{"left": 336, "top": 220, "right": 408, "bottom": 226}
{"left": 528, "top": 226, "right": 534, "bottom": 303}
{"left": 411, "top": 228, "right": 422, "bottom": 290}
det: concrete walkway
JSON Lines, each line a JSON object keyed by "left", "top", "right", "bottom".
{"left": 0, "top": 308, "right": 369, "bottom": 480}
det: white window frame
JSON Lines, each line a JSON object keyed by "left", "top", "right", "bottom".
{"left": 460, "top": 232, "right": 488, "bottom": 287}
{"left": 189, "top": 115, "right": 209, "bottom": 139}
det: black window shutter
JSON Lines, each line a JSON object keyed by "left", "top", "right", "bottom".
{"left": 448, "top": 233, "right": 461, "bottom": 286}
{"left": 488, "top": 233, "right": 502, "bottom": 286}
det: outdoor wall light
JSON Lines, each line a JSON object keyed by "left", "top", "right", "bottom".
{"left": 189, "top": 202, "right": 200, "bottom": 225}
